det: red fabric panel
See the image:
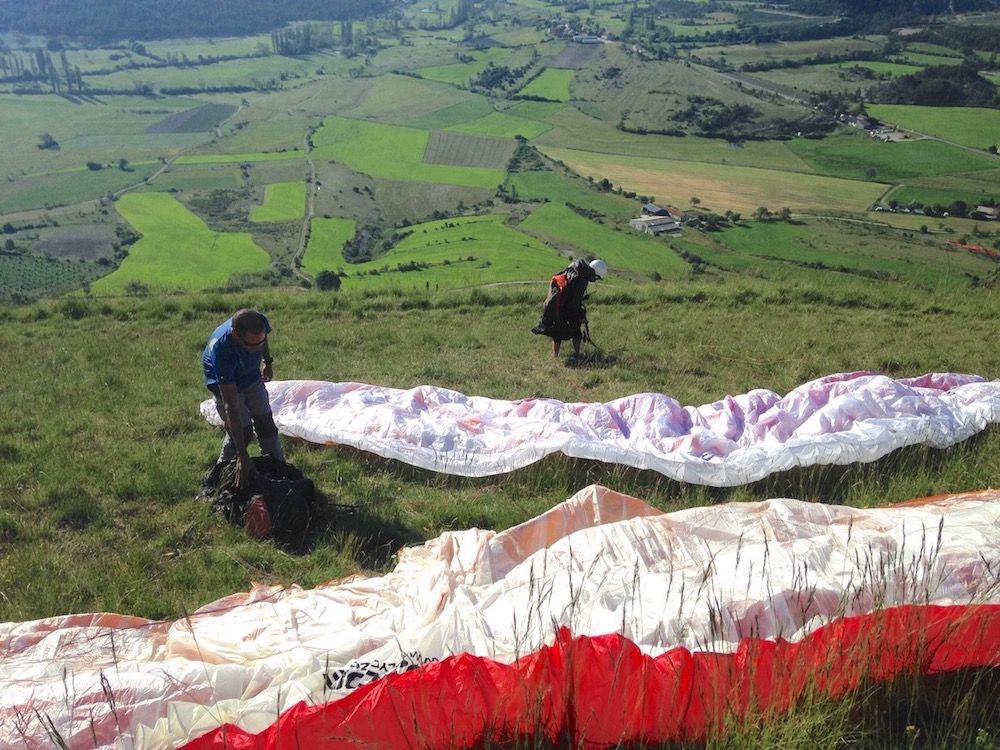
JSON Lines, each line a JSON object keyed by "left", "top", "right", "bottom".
{"left": 181, "top": 604, "right": 1000, "bottom": 750}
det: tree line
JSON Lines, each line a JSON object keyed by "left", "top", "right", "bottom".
{"left": 0, "top": 0, "right": 390, "bottom": 43}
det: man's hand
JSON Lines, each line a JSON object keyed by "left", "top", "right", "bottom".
{"left": 262, "top": 361, "right": 274, "bottom": 383}
{"left": 235, "top": 454, "right": 258, "bottom": 489}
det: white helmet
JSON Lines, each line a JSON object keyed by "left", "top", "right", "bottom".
{"left": 589, "top": 258, "right": 608, "bottom": 279}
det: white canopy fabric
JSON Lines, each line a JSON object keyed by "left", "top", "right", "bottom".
{"left": 201, "top": 372, "right": 1000, "bottom": 485}
{"left": 3, "top": 485, "right": 1000, "bottom": 749}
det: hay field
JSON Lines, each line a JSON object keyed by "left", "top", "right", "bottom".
{"left": 423, "top": 131, "right": 515, "bottom": 169}
{"left": 540, "top": 147, "right": 884, "bottom": 214}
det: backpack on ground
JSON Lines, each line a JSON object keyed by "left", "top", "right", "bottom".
{"left": 202, "top": 455, "right": 315, "bottom": 540}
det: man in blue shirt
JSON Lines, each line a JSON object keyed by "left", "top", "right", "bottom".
{"left": 203, "top": 308, "right": 285, "bottom": 487}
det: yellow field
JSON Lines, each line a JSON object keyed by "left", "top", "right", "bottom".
{"left": 540, "top": 147, "right": 885, "bottom": 214}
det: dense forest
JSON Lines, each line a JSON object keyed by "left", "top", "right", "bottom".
{"left": 0, "top": 0, "right": 392, "bottom": 43}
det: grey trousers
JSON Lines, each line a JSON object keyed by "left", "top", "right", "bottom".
{"left": 213, "top": 378, "right": 285, "bottom": 463}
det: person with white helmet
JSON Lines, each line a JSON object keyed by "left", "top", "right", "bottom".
{"left": 531, "top": 257, "right": 608, "bottom": 358}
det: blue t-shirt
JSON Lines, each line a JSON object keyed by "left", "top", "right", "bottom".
{"left": 203, "top": 313, "right": 271, "bottom": 392}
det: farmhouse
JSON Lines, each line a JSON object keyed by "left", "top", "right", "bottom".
{"left": 629, "top": 214, "right": 682, "bottom": 235}
{"left": 665, "top": 206, "right": 705, "bottom": 226}
{"left": 643, "top": 203, "right": 670, "bottom": 216}
{"left": 973, "top": 205, "right": 1000, "bottom": 220}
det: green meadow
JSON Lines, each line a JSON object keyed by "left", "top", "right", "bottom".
{"left": 517, "top": 202, "right": 691, "bottom": 279}
{"left": 302, "top": 217, "right": 356, "bottom": 274}
{"left": 311, "top": 116, "right": 504, "bottom": 188}
{"left": 416, "top": 47, "right": 512, "bottom": 86}
{"left": 251, "top": 181, "right": 307, "bottom": 222}
{"left": 340, "top": 73, "right": 479, "bottom": 125}
{"left": 90, "top": 192, "right": 270, "bottom": 293}
{"left": 754, "top": 61, "right": 923, "bottom": 92}
{"left": 509, "top": 170, "right": 641, "bottom": 223}
{"left": 889, "top": 185, "right": 1000, "bottom": 209}
{"left": 786, "top": 130, "right": 998, "bottom": 181}
{"left": 866, "top": 104, "right": 1000, "bottom": 150}
{"left": 517, "top": 68, "right": 575, "bottom": 101}
{"left": 340, "top": 214, "right": 563, "bottom": 291}
{"left": 447, "top": 110, "right": 554, "bottom": 139}
{"left": 712, "top": 218, "right": 995, "bottom": 290}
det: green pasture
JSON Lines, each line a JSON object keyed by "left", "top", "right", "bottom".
{"left": 896, "top": 51, "right": 964, "bottom": 67}
{"left": 902, "top": 42, "right": 962, "bottom": 59}
{"left": 142, "top": 35, "right": 274, "bottom": 59}
{"left": 487, "top": 25, "right": 551, "bottom": 47}
{"left": 369, "top": 179, "right": 494, "bottom": 227}
{"left": 665, "top": 22, "right": 737, "bottom": 38}
{"left": 244, "top": 159, "right": 310, "bottom": 185}
{"left": 311, "top": 117, "right": 504, "bottom": 189}
{"left": 517, "top": 68, "right": 575, "bottom": 102}
{"left": 867, "top": 105, "right": 1000, "bottom": 151}
{"left": 0, "top": 163, "right": 160, "bottom": 214}
{"left": 340, "top": 73, "right": 480, "bottom": 125}
{"left": 49, "top": 35, "right": 275, "bottom": 76}
{"left": 754, "top": 61, "right": 921, "bottom": 93}
{"left": 91, "top": 192, "right": 269, "bottom": 293}
{"left": 447, "top": 110, "right": 553, "bottom": 139}
{"left": 517, "top": 202, "right": 690, "bottom": 280}
{"left": 181, "top": 117, "right": 311, "bottom": 157}
{"left": 416, "top": 47, "right": 512, "bottom": 86}
{"left": 176, "top": 151, "right": 303, "bottom": 165}
{"left": 403, "top": 0, "right": 462, "bottom": 22}
{"left": 696, "top": 36, "right": 885, "bottom": 66}
{"left": 714, "top": 218, "right": 994, "bottom": 290}
{"left": 338, "top": 214, "right": 563, "bottom": 291}
{"left": 786, "top": 130, "right": 997, "bottom": 181}
{"left": 83, "top": 53, "right": 327, "bottom": 94}
{"left": 530, "top": 104, "right": 675, "bottom": 156}
{"left": 508, "top": 170, "right": 641, "bottom": 224}
{"left": 302, "top": 217, "right": 356, "bottom": 274}
{"left": 638, "top": 136, "right": 817, "bottom": 173}
{"left": 0, "top": 94, "right": 207, "bottom": 177}
{"left": 901, "top": 165, "right": 1000, "bottom": 199}
{"left": 508, "top": 100, "right": 566, "bottom": 121}
{"left": 403, "top": 100, "right": 496, "bottom": 131}
{"left": 540, "top": 146, "right": 884, "bottom": 214}
{"left": 251, "top": 181, "right": 306, "bottom": 222}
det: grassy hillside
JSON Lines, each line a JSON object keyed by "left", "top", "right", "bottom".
{"left": 3, "top": 275, "right": 1000, "bottom": 626}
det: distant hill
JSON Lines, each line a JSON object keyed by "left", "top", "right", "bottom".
{"left": 791, "top": 0, "right": 1000, "bottom": 17}
{"left": 0, "top": 0, "right": 390, "bottom": 43}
